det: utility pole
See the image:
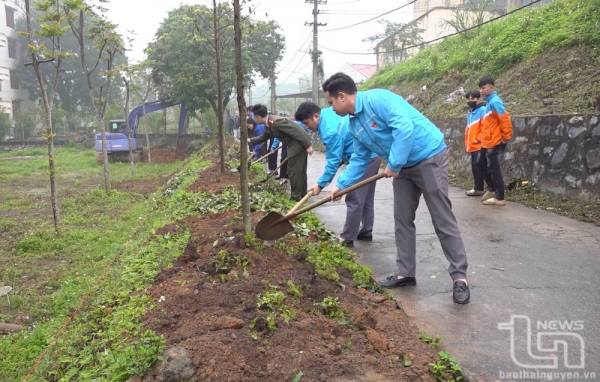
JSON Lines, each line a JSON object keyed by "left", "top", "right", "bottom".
{"left": 305, "top": 0, "right": 326, "bottom": 105}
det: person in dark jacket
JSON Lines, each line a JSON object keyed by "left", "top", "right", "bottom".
{"left": 248, "top": 104, "right": 313, "bottom": 201}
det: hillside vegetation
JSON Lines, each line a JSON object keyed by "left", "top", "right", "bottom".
{"left": 364, "top": 0, "right": 600, "bottom": 118}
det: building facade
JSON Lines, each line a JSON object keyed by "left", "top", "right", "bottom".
{"left": 1, "top": 0, "right": 33, "bottom": 136}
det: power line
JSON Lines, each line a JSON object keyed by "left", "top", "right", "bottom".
{"left": 275, "top": 31, "right": 312, "bottom": 73}
{"left": 320, "top": 1, "right": 416, "bottom": 32}
{"left": 319, "top": 0, "right": 542, "bottom": 55}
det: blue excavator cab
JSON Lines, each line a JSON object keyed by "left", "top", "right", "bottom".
{"left": 94, "top": 119, "right": 138, "bottom": 153}
{"left": 94, "top": 101, "right": 187, "bottom": 162}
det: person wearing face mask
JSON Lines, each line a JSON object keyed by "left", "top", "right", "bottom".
{"left": 295, "top": 101, "right": 381, "bottom": 248}
{"left": 464, "top": 90, "right": 486, "bottom": 196}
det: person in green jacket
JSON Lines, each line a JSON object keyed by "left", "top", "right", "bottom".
{"left": 248, "top": 104, "right": 314, "bottom": 201}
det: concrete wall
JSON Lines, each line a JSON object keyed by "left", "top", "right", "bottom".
{"left": 432, "top": 114, "right": 600, "bottom": 200}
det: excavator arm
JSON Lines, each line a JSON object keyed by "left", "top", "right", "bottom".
{"left": 127, "top": 100, "right": 188, "bottom": 137}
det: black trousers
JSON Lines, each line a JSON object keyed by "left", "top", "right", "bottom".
{"left": 470, "top": 151, "right": 484, "bottom": 191}
{"left": 267, "top": 138, "right": 278, "bottom": 172}
{"left": 279, "top": 145, "right": 288, "bottom": 179}
{"left": 478, "top": 143, "right": 506, "bottom": 200}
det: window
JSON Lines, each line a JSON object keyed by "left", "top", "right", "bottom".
{"left": 7, "top": 38, "right": 16, "bottom": 59}
{"left": 11, "top": 100, "right": 20, "bottom": 117}
{"left": 5, "top": 6, "right": 15, "bottom": 29}
{"left": 10, "top": 70, "right": 18, "bottom": 89}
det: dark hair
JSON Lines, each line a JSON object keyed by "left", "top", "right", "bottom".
{"left": 478, "top": 75, "right": 495, "bottom": 87}
{"left": 250, "top": 104, "right": 268, "bottom": 117}
{"left": 466, "top": 90, "right": 481, "bottom": 99}
{"left": 294, "top": 102, "right": 321, "bottom": 121}
{"left": 246, "top": 117, "right": 256, "bottom": 125}
{"left": 246, "top": 105, "right": 253, "bottom": 112}
{"left": 322, "top": 72, "right": 357, "bottom": 97}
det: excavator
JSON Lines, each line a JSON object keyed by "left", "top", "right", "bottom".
{"left": 94, "top": 100, "right": 188, "bottom": 162}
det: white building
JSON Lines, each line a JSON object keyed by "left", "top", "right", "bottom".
{"left": 1, "top": 1, "right": 32, "bottom": 125}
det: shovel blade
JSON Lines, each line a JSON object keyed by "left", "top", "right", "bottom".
{"left": 255, "top": 211, "right": 294, "bottom": 240}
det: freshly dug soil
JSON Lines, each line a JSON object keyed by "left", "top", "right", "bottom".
{"left": 141, "top": 162, "right": 442, "bottom": 381}
{"left": 144, "top": 145, "right": 180, "bottom": 164}
{"left": 112, "top": 176, "right": 170, "bottom": 195}
{"left": 187, "top": 164, "right": 241, "bottom": 193}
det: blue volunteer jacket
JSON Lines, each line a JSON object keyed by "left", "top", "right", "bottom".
{"left": 253, "top": 123, "right": 266, "bottom": 154}
{"left": 314, "top": 108, "right": 354, "bottom": 188}
{"left": 337, "top": 89, "right": 446, "bottom": 190}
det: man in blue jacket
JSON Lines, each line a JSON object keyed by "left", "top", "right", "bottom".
{"left": 295, "top": 102, "right": 381, "bottom": 248}
{"left": 322, "top": 72, "right": 470, "bottom": 304}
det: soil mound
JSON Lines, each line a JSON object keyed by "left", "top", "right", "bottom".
{"left": 142, "top": 211, "right": 440, "bottom": 382}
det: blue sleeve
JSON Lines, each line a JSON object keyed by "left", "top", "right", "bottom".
{"left": 336, "top": 136, "right": 372, "bottom": 190}
{"left": 373, "top": 94, "right": 414, "bottom": 172}
{"left": 316, "top": 120, "right": 345, "bottom": 188}
{"left": 271, "top": 138, "right": 280, "bottom": 150}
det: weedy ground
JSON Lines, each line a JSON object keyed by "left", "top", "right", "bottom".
{"left": 0, "top": 143, "right": 451, "bottom": 381}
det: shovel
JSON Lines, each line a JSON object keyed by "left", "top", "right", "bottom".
{"left": 255, "top": 172, "right": 386, "bottom": 240}
{"left": 260, "top": 157, "right": 289, "bottom": 183}
{"left": 230, "top": 144, "right": 281, "bottom": 173}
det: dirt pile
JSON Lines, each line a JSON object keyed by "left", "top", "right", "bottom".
{"left": 145, "top": 145, "right": 179, "bottom": 164}
{"left": 187, "top": 164, "right": 241, "bottom": 193}
{"left": 143, "top": 211, "right": 440, "bottom": 382}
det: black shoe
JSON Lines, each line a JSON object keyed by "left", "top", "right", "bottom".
{"left": 453, "top": 280, "right": 470, "bottom": 304}
{"left": 377, "top": 274, "right": 416, "bottom": 288}
{"left": 339, "top": 239, "right": 354, "bottom": 248}
{"left": 357, "top": 231, "right": 372, "bottom": 241}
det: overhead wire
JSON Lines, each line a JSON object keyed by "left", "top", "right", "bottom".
{"left": 320, "top": 1, "right": 416, "bottom": 32}
{"left": 319, "top": 0, "right": 542, "bottom": 55}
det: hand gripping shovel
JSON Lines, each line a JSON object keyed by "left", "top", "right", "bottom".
{"left": 230, "top": 144, "right": 282, "bottom": 173}
{"left": 255, "top": 172, "right": 385, "bottom": 240}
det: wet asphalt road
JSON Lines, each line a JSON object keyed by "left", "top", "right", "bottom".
{"left": 303, "top": 151, "right": 600, "bottom": 381}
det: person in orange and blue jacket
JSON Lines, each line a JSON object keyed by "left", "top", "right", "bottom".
{"left": 464, "top": 90, "right": 486, "bottom": 197}
{"left": 478, "top": 76, "right": 513, "bottom": 206}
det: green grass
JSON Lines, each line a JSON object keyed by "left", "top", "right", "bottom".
{"left": 364, "top": 0, "right": 600, "bottom": 88}
{"left": 0, "top": 148, "right": 209, "bottom": 380}
{"left": 0, "top": 145, "right": 381, "bottom": 380}
{"left": 0, "top": 148, "right": 182, "bottom": 183}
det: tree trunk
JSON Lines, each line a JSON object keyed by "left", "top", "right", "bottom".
{"left": 123, "top": 77, "right": 135, "bottom": 175}
{"left": 213, "top": 0, "right": 226, "bottom": 173}
{"left": 46, "top": 105, "right": 61, "bottom": 235}
{"left": 163, "top": 108, "right": 167, "bottom": 141}
{"left": 99, "top": 112, "right": 111, "bottom": 194}
{"left": 144, "top": 102, "right": 151, "bottom": 163}
{"left": 24, "top": 0, "right": 61, "bottom": 235}
{"left": 233, "top": 0, "right": 251, "bottom": 234}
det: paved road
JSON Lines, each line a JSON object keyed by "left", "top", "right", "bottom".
{"left": 304, "top": 151, "right": 600, "bottom": 381}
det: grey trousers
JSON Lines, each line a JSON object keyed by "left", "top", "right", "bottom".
{"left": 341, "top": 157, "right": 381, "bottom": 241}
{"left": 392, "top": 149, "right": 468, "bottom": 281}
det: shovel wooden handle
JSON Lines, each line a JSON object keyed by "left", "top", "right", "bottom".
{"left": 284, "top": 172, "right": 386, "bottom": 219}
{"left": 287, "top": 190, "right": 313, "bottom": 214}
{"left": 251, "top": 145, "right": 282, "bottom": 166}
{"left": 266, "top": 157, "right": 288, "bottom": 176}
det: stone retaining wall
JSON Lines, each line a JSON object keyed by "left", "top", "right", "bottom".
{"left": 432, "top": 114, "right": 600, "bottom": 200}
